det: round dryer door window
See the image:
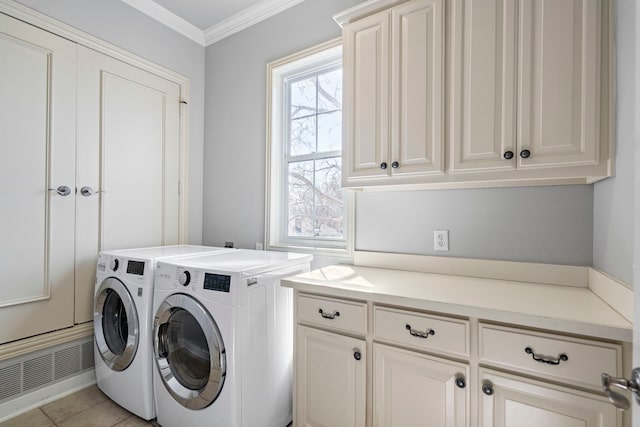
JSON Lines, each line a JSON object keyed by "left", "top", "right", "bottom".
{"left": 154, "top": 293, "right": 226, "bottom": 410}
{"left": 94, "top": 277, "right": 139, "bottom": 371}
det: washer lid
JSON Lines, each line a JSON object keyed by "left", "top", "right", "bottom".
{"left": 94, "top": 277, "right": 139, "bottom": 371}
{"left": 154, "top": 293, "right": 226, "bottom": 410}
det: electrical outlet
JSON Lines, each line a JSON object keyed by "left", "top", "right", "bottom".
{"left": 434, "top": 230, "right": 449, "bottom": 251}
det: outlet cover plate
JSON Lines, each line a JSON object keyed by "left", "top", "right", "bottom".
{"left": 434, "top": 230, "right": 449, "bottom": 251}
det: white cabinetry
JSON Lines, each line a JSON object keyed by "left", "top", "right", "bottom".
{"left": 338, "top": 0, "right": 613, "bottom": 188}
{"left": 479, "top": 369, "right": 618, "bottom": 427}
{"left": 342, "top": 0, "right": 444, "bottom": 186}
{"left": 295, "top": 295, "right": 367, "bottom": 427}
{"left": 0, "top": 11, "right": 185, "bottom": 342}
{"left": 292, "top": 293, "right": 626, "bottom": 426}
{"left": 373, "top": 343, "right": 468, "bottom": 427}
{"left": 296, "top": 326, "right": 366, "bottom": 427}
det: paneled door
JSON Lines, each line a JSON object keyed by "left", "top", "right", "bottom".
{"left": 296, "top": 326, "right": 366, "bottom": 427}
{"left": 74, "top": 46, "right": 182, "bottom": 323}
{"left": 373, "top": 343, "right": 469, "bottom": 426}
{"left": 0, "top": 14, "right": 77, "bottom": 344}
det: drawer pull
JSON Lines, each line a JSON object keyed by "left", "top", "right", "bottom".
{"left": 405, "top": 324, "right": 435, "bottom": 339}
{"left": 524, "top": 346, "right": 568, "bottom": 365}
{"left": 318, "top": 308, "right": 340, "bottom": 320}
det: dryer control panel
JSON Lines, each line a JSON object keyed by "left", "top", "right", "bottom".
{"left": 204, "top": 273, "right": 231, "bottom": 293}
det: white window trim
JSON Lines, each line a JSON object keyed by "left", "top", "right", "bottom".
{"left": 265, "top": 38, "right": 354, "bottom": 259}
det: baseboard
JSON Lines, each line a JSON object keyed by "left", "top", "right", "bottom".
{"left": 0, "top": 370, "right": 96, "bottom": 423}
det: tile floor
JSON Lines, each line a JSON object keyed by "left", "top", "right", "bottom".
{"left": 0, "top": 385, "right": 158, "bottom": 427}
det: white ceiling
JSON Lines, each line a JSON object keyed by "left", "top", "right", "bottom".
{"left": 122, "top": 0, "right": 307, "bottom": 46}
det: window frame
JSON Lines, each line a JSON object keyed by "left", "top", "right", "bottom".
{"left": 265, "top": 38, "right": 353, "bottom": 259}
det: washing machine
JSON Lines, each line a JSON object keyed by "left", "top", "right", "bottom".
{"left": 93, "top": 245, "right": 235, "bottom": 420}
{"left": 152, "top": 249, "right": 312, "bottom": 427}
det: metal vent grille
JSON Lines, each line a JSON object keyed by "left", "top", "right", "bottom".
{"left": 0, "top": 337, "right": 94, "bottom": 403}
{"left": 0, "top": 364, "right": 21, "bottom": 401}
{"left": 23, "top": 355, "right": 53, "bottom": 391}
{"left": 54, "top": 347, "right": 80, "bottom": 381}
{"left": 81, "top": 341, "right": 94, "bottom": 371}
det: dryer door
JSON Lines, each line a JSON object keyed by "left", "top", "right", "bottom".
{"left": 94, "top": 277, "right": 139, "bottom": 371}
{"left": 154, "top": 293, "right": 226, "bottom": 410}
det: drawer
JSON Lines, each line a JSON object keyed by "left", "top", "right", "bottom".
{"left": 373, "top": 306, "right": 469, "bottom": 357}
{"left": 479, "top": 324, "right": 622, "bottom": 390}
{"left": 297, "top": 293, "right": 367, "bottom": 335}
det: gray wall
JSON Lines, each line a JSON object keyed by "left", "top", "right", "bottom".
{"left": 203, "top": 0, "right": 363, "bottom": 250}
{"left": 203, "top": 0, "right": 596, "bottom": 269}
{"left": 593, "top": 0, "right": 636, "bottom": 285}
{"left": 357, "top": 186, "right": 594, "bottom": 266}
{"left": 15, "top": 0, "right": 205, "bottom": 244}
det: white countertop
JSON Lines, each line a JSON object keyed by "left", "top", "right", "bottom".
{"left": 282, "top": 264, "right": 633, "bottom": 342}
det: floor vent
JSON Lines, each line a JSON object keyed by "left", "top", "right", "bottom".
{"left": 0, "top": 337, "right": 94, "bottom": 404}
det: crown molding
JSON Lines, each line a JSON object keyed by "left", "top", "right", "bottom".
{"left": 204, "top": 0, "right": 307, "bottom": 46}
{"left": 121, "top": 0, "right": 205, "bottom": 45}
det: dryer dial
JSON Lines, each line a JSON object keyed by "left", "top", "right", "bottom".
{"left": 110, "top": 258, "right": 120, "bottom": 272}
{"left": 178, "top": 270, "right": 191, "bottom": 287}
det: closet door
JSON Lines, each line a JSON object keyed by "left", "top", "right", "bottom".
{"left": 75, "top": 46, "right": 182, "bottom": 323}
{"left": 0, "top": 14, "right": 76, "bottom": 343}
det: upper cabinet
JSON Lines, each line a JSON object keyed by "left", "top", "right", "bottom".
{"left": 336, "top": 0, "right": 614, "bottom": 189}
{"left": 342, "top": 0, "right": 445, "bottom": 187}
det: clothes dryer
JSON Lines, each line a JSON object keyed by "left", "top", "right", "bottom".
{"left": 93, "top": 245, "right": 234, "bottom": 420}
{"left": 152, "top": 250, "right": 312, "bottom": 427}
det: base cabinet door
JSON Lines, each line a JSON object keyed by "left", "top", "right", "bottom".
{"left": 296, "top": 326, "right": 366, "bottom": 427}
{"left": 373, "top": 344, "right": 469, "bottom": 427}
{"left": 479, "top": 369, "right": 620, "bottom": 427}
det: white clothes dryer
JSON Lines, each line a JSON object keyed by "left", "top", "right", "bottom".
{"left": 152, "top": 249, "right": 312, "bottom": 427}
{"left": 93, "top": 245, "right": 234, "bottom": 420}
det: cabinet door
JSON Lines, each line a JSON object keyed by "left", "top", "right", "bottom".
{"left": 479, "top": 369, "right": 619, "bottom": 427}
{"left": 342, "top": 9, "right": 391, "bottom": 184}
{"left": 517, "top": 0, "right": 601, "bottom": 169}
{"left": 391, "top": 0, "right": 444, "bottom": 177}
{"left": 75, "top": 46, "right": 182, "bottom": 323}
{"left": 450, "top": 0, "right": 517, "bottom": 172}
{"left": 296, "top": 326, "right": 366, "bottom": 427}
{"left": 0, "top": 14, "right": 76, "bottom": 343}
{"left": 373, "top": 344, "right": 468, "bottom": 427}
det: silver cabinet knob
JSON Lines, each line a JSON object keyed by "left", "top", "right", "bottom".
{"left": 48, "top": 185, "right": 71, "bottom": 196}
{"left": 80, "top": 186, "right": 94, "bottom": 197}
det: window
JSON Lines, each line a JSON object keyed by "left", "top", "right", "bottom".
{"left": 266, "top": 39, "right": 353, "bottom": 257}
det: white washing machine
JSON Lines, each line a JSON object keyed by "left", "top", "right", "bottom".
{"left": 152, "top": 249, "right": 312, "bottom": 427}
{"left": 93, "top": 245, "right": 235, "bottom": 420}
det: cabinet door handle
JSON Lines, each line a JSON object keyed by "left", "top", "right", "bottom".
{"left": 520, "top": 149, "right": 531, "bottom": 159}
{"left": 455, "top": 375, "right": 466, "bottom": 389}
{"left": 318, "top": 308, "right": 340, "bottom": 320}
{"left": 524, "top": 347, "right": 568, "bottom": 365}
{"left": 503, "top": 150, "right": 514, "bottom": 160}
{"left": 482, "top": 382, "right": 494, "bottom": 396}
{"left": 353, "top": 351, "right": 361, "bottom": 361}
{"left": 380, "top": 162, "right": 388, "bottom": 170}
{"left": 391, "top": 161, "right": 399, "bottom": 168}
{"left": 405, "top": 324, "right": 435, "bottom": 339}
{"left": 48, "top": 185, "right": 72, "bottom": 196}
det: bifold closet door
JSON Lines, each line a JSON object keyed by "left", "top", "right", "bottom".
{"left": 0, "top": 13, "right": 76, "bottom": 343}
{"left": 75, "top": 46, "right": 181, "bottom": 323}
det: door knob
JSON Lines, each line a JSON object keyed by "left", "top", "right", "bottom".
{"left": 503, "top": 151, "right": 514, "bottom": 160}
{"left": 48, "top": 185, "right": 71, "bottom": 196}
{"left": 602, "top": 369, "right": 640, "bottom": 410}
{"left": 520, "top": 149, "right": 531, "bottom": 159}
{"left": 380, "top": 162, "right": 388, "bottom": 170}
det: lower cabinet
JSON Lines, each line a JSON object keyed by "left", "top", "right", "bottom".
{"left": 479, "top": 369, "right": 619, "bottom": 427}
{"left": 373, "top": 344, "right": 469, "bottom": 426}
{"left": 292, "top": 293, "right": 625, "bottom": 427}
{"left": 296, "top": 326, "right": 366, "bottom": 427}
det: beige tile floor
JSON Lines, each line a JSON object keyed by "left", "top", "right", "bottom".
{"left": 0, "top": 385, "right": 159, "bottom": 427}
